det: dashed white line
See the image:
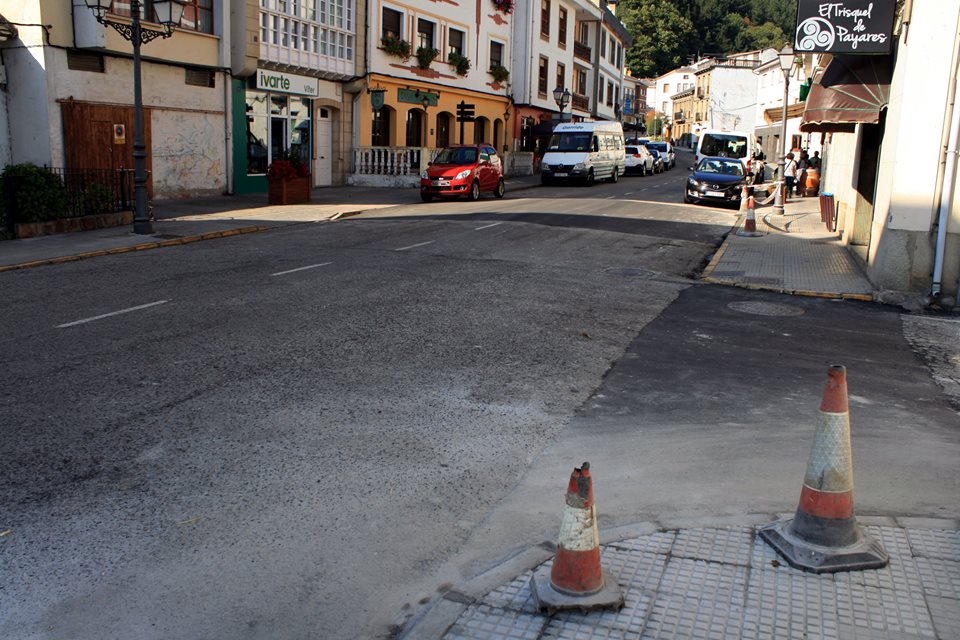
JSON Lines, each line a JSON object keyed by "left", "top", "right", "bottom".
{"left": 395, "top": 240, "right": 434, "bottom": 251}
{"left": 474, "top": 222, "right": 503, "bottom": 231}
{"left": 270, "top": 262, "right": 332, "bottom": 277}
{"left": 57, "top": 300, "right": 170, "bottom": 329}
{"left": 605, "top": 195, "right": 616, "bottom": 199}
{"left": 624, "top": 192, "right": 635, "bottom": 195}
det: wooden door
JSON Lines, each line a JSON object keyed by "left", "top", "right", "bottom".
{"left": 61, "top": 101, "right": 153, "bottom": 197}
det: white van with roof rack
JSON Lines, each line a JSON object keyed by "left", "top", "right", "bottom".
{"left": 541, "top": 121, "right": 625, "bottom": 186}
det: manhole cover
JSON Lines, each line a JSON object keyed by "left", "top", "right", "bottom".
{"left": 728, "top": 301, "right": 805, "bottom": 317}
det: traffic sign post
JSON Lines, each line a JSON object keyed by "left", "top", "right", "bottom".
{"left": 456, "top": 100, "right": 475, "bottom": 144}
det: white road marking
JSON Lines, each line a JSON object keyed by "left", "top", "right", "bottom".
{"left": 624, "top": 192, "right": 635, "bottom": 195}
{"left": 605, "top": 195, "right": 616, "bottom": 199}
{"left": 57, "top": 300, "right": 170, "bottom": 329}
{"left": 474, "top": 222, "right": 503, "bottom": 231}
{"left": 395, "top": 241, "right": 434, "bottom": 251}
{"left": 270, "top": 262, "right": 333, "bottom": 277}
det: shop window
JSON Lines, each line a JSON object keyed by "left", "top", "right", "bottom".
{"left": 436, "top": 112, "right": 451, "bottom": 148}
{"left": 382, "top": 6, "right": 402, "bottom": 40}
{"left": 406, "top": 109, "right": 424, "bottom": 147}
{"left": 448, "top": 28, "right": 464, "bottom": 57}
{"left": 372, "top": 106, "right": 392, "bottom": 146}
{"left": 245, "top": 91, "right": 312, "bottom": 175}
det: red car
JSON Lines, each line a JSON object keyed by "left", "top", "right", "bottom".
{"left": 420, "top": 144, "right": 506, "bottom": 202}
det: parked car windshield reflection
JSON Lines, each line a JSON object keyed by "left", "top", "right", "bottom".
{"left": 547, "top": 133, "right": 591, "bottom": 151}
{"left": 433, "top": 147, "right": 479, "bottom": 164}
{"left": 696, "top": 159, "right": 745, "bottom": 176}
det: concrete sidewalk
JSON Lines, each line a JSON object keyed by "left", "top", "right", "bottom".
{"left": 0, "top": 174, "right": 542, "bottom": 271}
{"left": 702, "top": 193, "right": 876, "bottom": 301}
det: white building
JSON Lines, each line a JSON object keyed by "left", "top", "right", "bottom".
{"left": 807, "top": 1, "right": 960, "bottom": 305}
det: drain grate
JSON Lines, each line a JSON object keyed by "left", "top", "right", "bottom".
{"left": 727, "top": 301, "right": 805, "bottom": 317}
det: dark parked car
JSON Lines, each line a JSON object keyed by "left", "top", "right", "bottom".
{"left": 684, "top": 156, "right": 748, "bottom": 207}
{"left": 649, "top": 149, "right": 665, "bottom": 174}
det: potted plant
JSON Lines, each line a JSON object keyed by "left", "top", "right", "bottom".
{"left": 381, "top": 35, "right": 412, "bottom": 61}
{"left": 489, "top": 64, "right": 510, "bottom": 84}
{"left": 267, "top": 155, "right": 311, "bottom": 205}
{"left": 491, "top": 0, "right": 514, "bottom": 13}
{"left": 416, "top": 46, "right": 439, "bottom": 69}
{"left": 447, "top": 52, "right": 471, "bottom": 76}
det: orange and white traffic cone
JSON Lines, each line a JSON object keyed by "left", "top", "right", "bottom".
{"left": 739, "top": 184, "right": 750, "bottom": 213}
{"left": 737, "top": 190, "right": 762, "bottom": 237}
{"left": 759, "top": 365, "right": 888, "bottom": 573}
{"left": 530, "top": 462, "right": 623, "bottom": 612}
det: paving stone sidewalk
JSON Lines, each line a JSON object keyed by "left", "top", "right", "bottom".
{"left": 702, "top": 196, "right": 875, "bottom": 301}
{"left": 403, "top": 518, "right": 960, "bottom": 639}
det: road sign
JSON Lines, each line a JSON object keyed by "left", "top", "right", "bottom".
{"left": 456, "top": 100, "right": 476, "bottom": 122}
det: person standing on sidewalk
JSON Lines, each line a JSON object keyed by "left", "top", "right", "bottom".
{"left": 796, "top": 150, "right": 811, "bottom": 197}
{"left": 784, "top": 152, "right": 798, "bottom": 199}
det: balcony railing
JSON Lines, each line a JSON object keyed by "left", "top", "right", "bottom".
{"left": 573, "top": 41, "right": 591, "bottom": 61}
{"left": 571, "top": 92, "right": 590, "bottom": 111}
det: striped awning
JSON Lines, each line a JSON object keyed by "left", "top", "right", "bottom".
{"left": 800, "top": 54, "right": 893, "bottom": 133}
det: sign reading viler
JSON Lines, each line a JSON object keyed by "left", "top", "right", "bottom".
{"left": 795, "top": 0, "right": 897, "bottom": 54}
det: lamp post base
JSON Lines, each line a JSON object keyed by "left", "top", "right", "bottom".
{"left": 132, "top": 218, "right": 154, "bottom": 235}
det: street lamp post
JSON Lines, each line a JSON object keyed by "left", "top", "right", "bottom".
{"left": 84, "top": 0, "right": 186, "bottom": 235}
{"left": 774, "top": 44, "right": 797, "bottom": 216}
{"left": 552, "top": 87, "right": 571, "bottom": 122}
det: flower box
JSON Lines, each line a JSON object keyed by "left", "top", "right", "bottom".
{"left": 268, "top": 175, "right": 311, "bottom": 205}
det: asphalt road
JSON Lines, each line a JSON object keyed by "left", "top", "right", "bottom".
{"left": 2, "top": 158, "right": 956, "bottom": 640}
{"left": 0, "top": 165, "right": 725, "bottom": 640}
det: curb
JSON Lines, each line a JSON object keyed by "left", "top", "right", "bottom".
{"left": 398, "top": 514, "right": 959, "bottom": 639}
{"left": 0, "top": 225, "right": 271, "bottom": 273}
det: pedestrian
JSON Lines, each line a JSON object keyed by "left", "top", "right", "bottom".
{"left": 810, "top": 150, "right": 821, "bottom": 170}
{"left": 796, "top": 150, "right": 810, "bottom": 197}
{"left": 784, "top": 152, "right": 798, "bottom": 199}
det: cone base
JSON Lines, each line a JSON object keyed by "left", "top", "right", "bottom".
{"left": 759, "top": 519, "right": 888, "bottom": 574}
{"left": 530, "top": 566, "right": 624, "bottom": 613}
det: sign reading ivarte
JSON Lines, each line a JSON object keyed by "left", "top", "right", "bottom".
{"left": 795, "top": 0, "right": 897, "bottom": 54}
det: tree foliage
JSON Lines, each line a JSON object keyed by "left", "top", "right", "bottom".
{"left": 619, "top": 0, "right": 796, "bottom": 77}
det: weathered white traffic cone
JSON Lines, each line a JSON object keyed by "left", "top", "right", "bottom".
{"left": 530, "top": 462, "right": 623, "bottom": 613}
{"left": 758, "top": 365, "right": 888, "bottom": 573}
{"left": 739, "top": 184, "right": 750, "bottom": 213}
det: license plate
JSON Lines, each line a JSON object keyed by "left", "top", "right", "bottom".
{"left": 432, "top": 181, "right": 449, "bottom": 187}
{"left": 553, "top": 172, "right": 568, "bottom": 177}
{"left": 706, "top": 190, "right": 725, "bottom": 197}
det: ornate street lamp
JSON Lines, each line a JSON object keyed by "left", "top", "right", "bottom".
{"left": 553, "top": 87, "right": 571, "bottom": 121}
{"left": 84, "top": 0, "right": 187, "bottom": 235}
{"left": 774, "top": 44, "right": 798, "bottom": 216}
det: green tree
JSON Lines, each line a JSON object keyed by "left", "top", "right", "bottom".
{"left": 620, "top": 0, "right": 696, "bottom": 77}
{"left": 736, "top": 20, "right": 788, "bottom": 50}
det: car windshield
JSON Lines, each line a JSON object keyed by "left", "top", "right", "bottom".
{"left": 547, "top": 133, "right": 592, "bottom": 152}
{"left": 699, "top": 134, "right": 748, "bottom": 159}
{"left": 647, "top": 143, "right": 667, "bottom": 152}
{"left": 433, "top": 147, "right": 478, "bottom": 164}
{"left": 697, "top": 159, "right": 745, "bottom": 176}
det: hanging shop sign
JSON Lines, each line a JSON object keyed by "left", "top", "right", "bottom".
{"left": 398, "top": 88, "right": 439, "bottom": 107}
{"left": 256, "top": 69, "right": 319, "bottom": 96}
{"left": 794, "top": 0, "right": 896, "bottom": 54}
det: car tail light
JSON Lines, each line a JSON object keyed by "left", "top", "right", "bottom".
{"left": 633, "top": 154, "right": 641, "bottom": 158}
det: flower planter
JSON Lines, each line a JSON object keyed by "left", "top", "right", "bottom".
{"left": 268, "top": 175, "right": 311, "bottom": 205}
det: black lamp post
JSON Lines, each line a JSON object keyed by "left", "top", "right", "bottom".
{"left": 553, "top": 87, "right": 571, "bottom": 121}
{"left": 774, "top": 44, "right": 797, "bottom": 216}
{"left": 84, "top": 0, "right": 186, "bottom": 235}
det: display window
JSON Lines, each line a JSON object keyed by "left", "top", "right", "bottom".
{"left": 245, "top": 91, "right": 312, "bottom": 175}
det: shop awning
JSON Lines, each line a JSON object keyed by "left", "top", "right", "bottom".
{"left": 800, "top": 54, "right": 893, "bottom": 133}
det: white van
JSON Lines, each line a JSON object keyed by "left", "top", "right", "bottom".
{"left": 695, "top": 129, "right": 754, "bottom": 175}
{"left": 541, "top": 121, "right": 626, "bottom": 186}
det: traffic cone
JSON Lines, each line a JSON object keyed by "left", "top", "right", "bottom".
{"left": 759, "top": 365, "right": 888, "bottom": 573}
{"left": 739, "top": 184, "right": 750, "bottom": 213}
{"left": 737, "top": 190, "right": 762, "bottom": 237}
{"left": 530, "top": 462, "right": 623, "bottom": 612}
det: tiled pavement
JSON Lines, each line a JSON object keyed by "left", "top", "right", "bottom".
{"left": 406, "top": 519, "right": 960, "bottom": 640}
{"left": 702, "top": 195, "right": 876, "bottom": 301}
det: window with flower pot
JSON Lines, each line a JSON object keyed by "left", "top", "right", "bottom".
{"left": 489, "top": 40, "right": 503, "bottom": 68}
{"left": 417, "top": 18, "right": 435, "bottom": 51}
{"left": 448, "top": 28, "right": 464, "bottom": 57}
{"left": 381, "top": 6, "right": 402, "bottom": 40}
